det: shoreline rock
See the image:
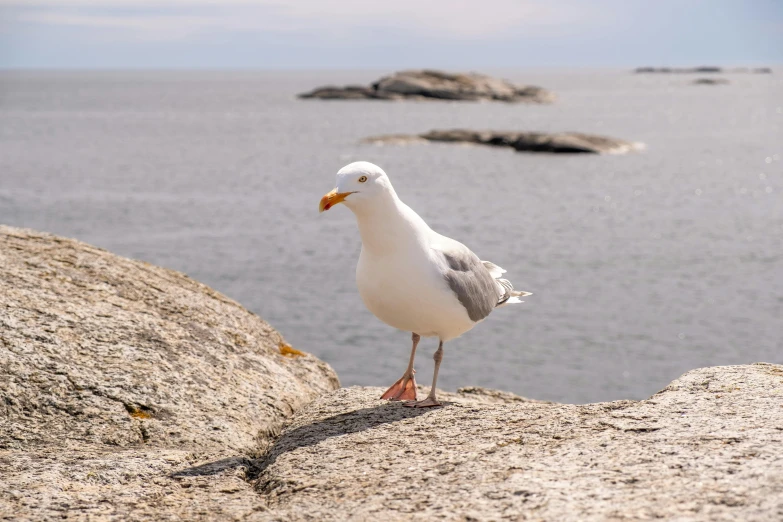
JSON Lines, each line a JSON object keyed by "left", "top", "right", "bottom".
{"left": 256, "top": 364, "right": 783, "bottom": 520}
{"left": 298, "top": 70, "right": 555, "bottom": 103}
{"left": 3, "top": 226, "right": 781, "bottom": 520}
{"left": 364, "top": 129, "right": 643, "bottom": 154}
{"left": 0, "top": 225, "right": 339, "bottom": 520}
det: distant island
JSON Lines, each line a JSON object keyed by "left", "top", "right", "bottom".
{"left": 693, "top": 78, "right": 730, "bottom": 85}
{"left": 364, "top": 129, "right": 643, "bottom": 155}
{"left": 298, "top": 69, "right": 555, "bottom": 103}
{"left": 634, "top": 66, "right": 772, "bottom": 74}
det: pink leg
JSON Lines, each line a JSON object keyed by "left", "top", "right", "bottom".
{"left": 381, "top": 333, "right": 419, "bottom": 401}
{"left": 405, "top": 340, "right": 444, "bottom": 408}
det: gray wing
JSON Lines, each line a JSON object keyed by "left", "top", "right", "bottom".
{"left": 433, "top": 238, "right": 499, "bottom": 323}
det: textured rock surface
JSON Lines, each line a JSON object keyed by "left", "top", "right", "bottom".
{"left": 365, "top": 129, "right": 643, "bottom": 154}
{"left": 257, "top": 364, "right": 783, "bottom": 521}
{"left": 0, "top": 225, "right": 339, "bottom": 520}
{"left": 298, "top": 70, "right": 555, "bottom": 103}
{"left": 3, "top": 228, "right": 781, "bottom": 521}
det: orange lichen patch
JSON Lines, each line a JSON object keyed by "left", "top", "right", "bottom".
{"left": 125, "top": 404, "right": 154, "bottom": 419}
{"left": 279, "top": 343, "right": 306, "bottom": 358}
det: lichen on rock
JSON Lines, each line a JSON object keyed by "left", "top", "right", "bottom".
{"left": 0, "top": 225, "right": 339, "bottom": 520}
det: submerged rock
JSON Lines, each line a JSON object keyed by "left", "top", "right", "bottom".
{"left": 635, "top": 66, "right": 724, "bottom": 74}
{"left": 296, "top": 85, "right": 399, "bottom": 100}
{"left": 365, "top": 129, "right": 643, "bottom": 154}
{"left": 256, "top": 364, "right": 783, "bottom": 521}
{"left": 635, "top": 66, "right": 772, "bottom": 74}
{"left": 693, "top": 78, "right": 730, "bottom": 85}
{"left": 0, "top": 225, "right": 339, "bottom": 520}
{"left": 299, "top": 69, "right": 555, "bottom": 103}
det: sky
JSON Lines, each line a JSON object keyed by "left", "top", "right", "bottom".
{"left": 0, "top": 0, "right": 781, "bottom": 69}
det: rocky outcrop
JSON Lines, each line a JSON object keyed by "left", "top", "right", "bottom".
{"left": 0, "top": 226, "right": 339, "bottom": 520}
{"left": 299, "top": 70, "right": 555, "bottom": 103}
{"left": 257, "top": 364, "right": 783, "bottom": 521}
{"left": 365, "top": 129, "right": 643, "bottom": 154}
{"left": 3, "top": 227, "right": 781, "bottom": 521}
{"left": 635, "top": 66, "right": 772, "bottom": 74}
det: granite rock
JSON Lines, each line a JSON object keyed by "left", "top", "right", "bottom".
{"left": 3, "top": 227, "right": 781, "bottom": 521}
{"left": 299, "top": 70, "right": 555, "bottom": 103}
{"left": 255, "top": 364, "right": 783, "bottom": 521}
{"left": 0, "top": 225, "right": 339, "bottom": 520}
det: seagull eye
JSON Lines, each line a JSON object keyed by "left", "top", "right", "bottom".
{"left": 358, "top": 176, "right": 368, "bottom": 183}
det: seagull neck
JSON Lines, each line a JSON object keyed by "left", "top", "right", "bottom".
{"left": 353, "top": 196, "right": 429, "bottom": 254}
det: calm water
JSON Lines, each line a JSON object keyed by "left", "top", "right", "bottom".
{"left": 1, "top": 69, "right": 781, "bottom": 404}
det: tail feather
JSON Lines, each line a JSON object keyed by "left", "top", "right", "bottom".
{"left": 482, "top": 260, "right": 532, "bottom": 307}
{"left": 481, "top": 260, "right": 506, "bottom": 278}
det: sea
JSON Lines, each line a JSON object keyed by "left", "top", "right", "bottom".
{"left": 1, "top": 69, "right": 781, "bottom": 404}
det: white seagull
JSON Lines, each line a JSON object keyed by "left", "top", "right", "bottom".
{"left": 319, "top": 162, "right": 531, "bottom": 407}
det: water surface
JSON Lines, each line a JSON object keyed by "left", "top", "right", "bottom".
{"left": 1, "top": 69, "right": 781, "bottom": 403}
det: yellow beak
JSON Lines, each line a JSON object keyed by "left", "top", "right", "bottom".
{"left": 319, "top": 188, "right": 353, "bottom": 213}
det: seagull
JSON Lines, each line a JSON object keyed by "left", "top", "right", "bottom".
{"left": 319, "top": 161, "right": 531, "bottom": 407}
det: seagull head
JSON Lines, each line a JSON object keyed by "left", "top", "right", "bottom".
{"left": 319, "top": 161, "right": 395, "bottom": 213}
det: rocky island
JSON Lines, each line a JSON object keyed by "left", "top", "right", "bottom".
{"left": 634, "top": 66, "right": 772, "bottom": 74}
{"left": 2, "top": 225, "right": 781, "bottom": 521}
{"left": 298, "top": 69, "right": 555, "bottom": 103}
{"left": 364, "top": 129, "right": 643, "bottom": 154}
{"left": 693, "top": 78, "right": 731, "bottom": 85}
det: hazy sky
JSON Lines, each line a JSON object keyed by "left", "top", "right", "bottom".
{"left": 1, "top": 0, "right": 781, "bottom": 69}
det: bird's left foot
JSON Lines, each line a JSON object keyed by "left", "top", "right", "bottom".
{"left": 403, "top": 396, "right": 441, "bottom": 408}
{"left": 380, "top": 371, "right": 417, "bottom": 401}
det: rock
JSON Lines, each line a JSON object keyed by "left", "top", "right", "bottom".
{"left": 4, "top": 227, "right": 780, "bottom": 520}
{"left": 298, "top": 70, "right": 555, "bottom": 103}
{"left": 255, "top": 364, "right": 783, "bottom": 520}
{"left": 635, "top": 66, "right": 723, "bottom": 74}
{"left": 0, "top": 225, "right": 339, "bottom": 520}
{"left": 364, "top": 129, "right": 643, "bottom": 154}
{"left": 693, "top": 78, "right": 730, "bottom": 85}
{"left": 296, "top": 85, "right": 399, "bottom": 100}
{"left": 634, "top": 66, "right": 772, "bottom": 74}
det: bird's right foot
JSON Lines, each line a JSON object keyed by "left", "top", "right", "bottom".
{"left": 380, "top": 371, "right": 417, "bottom": 401}
{"left": 403, "top": 396, "right": 442, "bottom": 408}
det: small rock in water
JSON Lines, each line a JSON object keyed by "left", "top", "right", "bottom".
{"left": 693, "top": 78, "right": 730, "bottom": 85}
{"left": 364, "top": 129, "right": 643, "bottom": 154}
{"left": 299, "top": 69, "right": 555, "bottom": 104}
